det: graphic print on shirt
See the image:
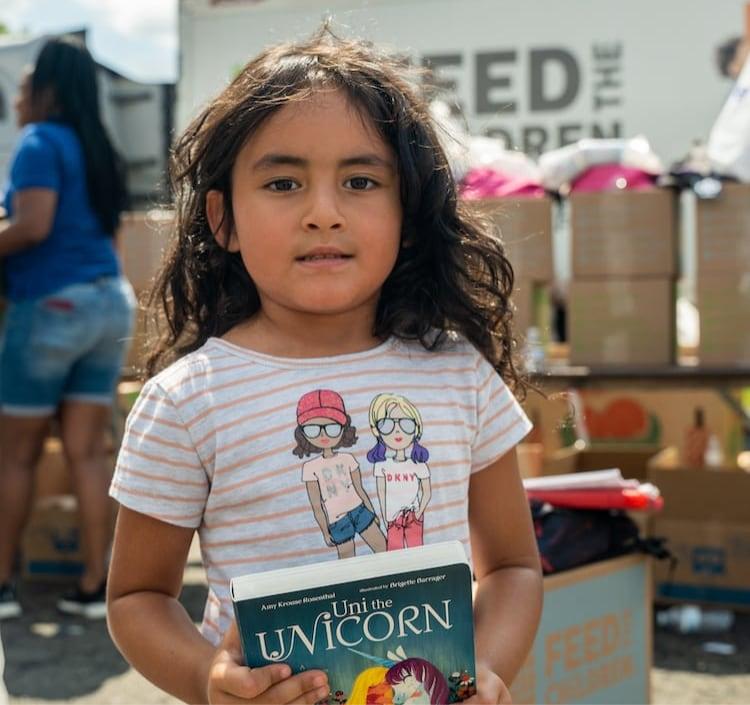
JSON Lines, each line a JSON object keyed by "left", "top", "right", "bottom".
{"left": 367, "top": 393, "right": 432, "bottom": 551}
{"left": 294, "top": 389, "right": 386, "bottom": 559}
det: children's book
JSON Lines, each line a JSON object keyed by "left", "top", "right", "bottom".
{"left": 230, "top": 540, "right": 476, "bottom": 704}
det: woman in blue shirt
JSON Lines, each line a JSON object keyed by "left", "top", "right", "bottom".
{"left": 0, "top": 37, "right": 135, "bottom": 619}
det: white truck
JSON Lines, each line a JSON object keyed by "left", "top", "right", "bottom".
{"left": 178, "top": 0, "right": 748, "bottom": 163}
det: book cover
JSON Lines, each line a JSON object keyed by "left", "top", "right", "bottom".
{"left": 231, "top": 541, "right": 476, "bottom": 704}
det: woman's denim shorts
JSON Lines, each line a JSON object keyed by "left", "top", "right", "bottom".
{"left": 0, "top": 276, "right": 136, "bottom": 416}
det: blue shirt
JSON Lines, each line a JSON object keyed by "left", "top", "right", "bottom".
{"left": 2, "top": 122, "right": 120, "bottom": 301}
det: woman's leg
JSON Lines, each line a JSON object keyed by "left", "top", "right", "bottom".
{"left": 59, "top": 400, "right": 112, "bottom": 591}
{"left": 0, "top": 414, "right": 51, "bottom": 583}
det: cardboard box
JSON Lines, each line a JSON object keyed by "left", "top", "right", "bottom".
{"left": 118, "top": 209, "right": 173, "bottom": 293}
{"left": 571, "top": 189, "right": 677, "bottom": 278}
{"left": 22, "top": 488, "right": 118, "bottom": 582}
{"left": 476, "top": 197, "right": 554, "bottom": 281}
{"left": 523, "top": 388, "right": 744, "bottom": 464}
{"left": 569, "top": 278, "right": 675, "bottom": 366}
{"left": 34, "top": 438, "right": 72, "bottom": 499}
{"left": 34, "top": 435, "right": 118, "bottom": 500}
{"left": 21, "top": 496, "right": 84, "bottom": 581}
{"left": 522, "top": 391, "right": 575, "bottom": 456}
{"left": 511, "top": 554, "right": 651, "bottom": 705}
{"left": 696, "top": 182, "right": 750, "bottom": 274}
{"left": 697, "top": 272, "right": 750, "bottom": 365}
{"left": 518, "top": 443, "right": 545, "bottom": 479}
{"left": 543, "top": 444, "right": 661, "bottom": 483}
{"left": 648, "top": 448, "right": 750, "bottom": 610}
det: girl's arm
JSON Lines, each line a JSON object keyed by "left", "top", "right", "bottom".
{"left": 107, "top": 506, "right": 328, "bottom": 704}
{"left": 107, "top": 507, "right": 214, "bottom": 702}
{"left": 468, "top": 447, "right": 543, "bottom": 703}
{"left": 376, "top": 476, "right": 387, "bottom": 525}
{"left": 305, "top": 481, "right": 334, "bottom": 545}
{"left": 0, "top": 189, "right": 57, "bottom": 257}
{"left": 351, "top": 468, "right": 378, "bottom": 519}
{"left": 415, "top": 476, "right": 431, "bottom": 520}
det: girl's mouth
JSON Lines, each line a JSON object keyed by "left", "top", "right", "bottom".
{"left": 297, "top": 253, "right": 352, "bottom": 262}
{"left": 395, "top": 436, "right": 403, "bottom": 443}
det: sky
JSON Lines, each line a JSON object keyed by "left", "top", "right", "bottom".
{"left": 0, "top": 0, "right": 177, "bottom": 83}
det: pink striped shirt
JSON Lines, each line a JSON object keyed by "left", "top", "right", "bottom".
{"left": 110, "top": 335, "right": 531, "bottom": 644}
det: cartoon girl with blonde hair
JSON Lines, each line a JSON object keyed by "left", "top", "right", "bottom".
{"left": 367, "top": 393, "right": 432, "bottom": 550}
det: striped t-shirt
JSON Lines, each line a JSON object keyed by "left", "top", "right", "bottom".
{"left": 110, "top": 335, "right": 532, "bottom": 645}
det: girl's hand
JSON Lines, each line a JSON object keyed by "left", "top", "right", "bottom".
{"left": 463, "top": 662, "right": 512, "bottom": 704}
{"left": 207, "top": 621, "right": 329, "bottom": 704}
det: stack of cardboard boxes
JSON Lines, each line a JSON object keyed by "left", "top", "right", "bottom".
{"left": 568, "top": 190, "right": 678, "bottom": 366}
{"left": 695, "top": 183, "right": 750, "bottom": 365}
{"left": 476, "top": 197, "right": 555, "bottom": 343}
{"left": 648, "top": 447, "right": 750, "bottom": 610}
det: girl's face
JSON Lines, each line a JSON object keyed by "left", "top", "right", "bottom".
{"left": 213, "top": 89, "right": 402, "bottom": 324}
{"left": 377, "top": 405, "right": 417, "bottom": 451}
{"left": 302, "top": 415, "right": 344, "bottom": 450}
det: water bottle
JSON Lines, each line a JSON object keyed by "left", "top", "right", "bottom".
{"left": 656, "top": 604, "right": 734, "bottom": 634}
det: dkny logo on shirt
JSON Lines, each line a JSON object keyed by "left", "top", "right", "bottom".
{"left": 384, "top": 472, "right": 419, "bottom": 482}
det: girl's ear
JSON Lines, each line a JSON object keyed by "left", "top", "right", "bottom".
{"left": 206, "top": 189, "right": 239, "bottom": 252}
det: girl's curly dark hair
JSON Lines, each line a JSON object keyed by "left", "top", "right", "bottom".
{"left": 146, "top": 25, "right": 525, "bottom": 397}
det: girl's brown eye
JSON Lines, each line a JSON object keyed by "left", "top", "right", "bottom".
{"left": 346, "top": 176, "right": 376, "bottom": 190}
{"left": 268, "top": 179, "right": 297, "bottom": 192}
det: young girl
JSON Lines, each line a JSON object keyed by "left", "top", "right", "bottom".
{"left": 107, "top": 27, "right": 542, "bottom": 705}
{"left": 367, "top": 393, "right": 432, "bottom": 550}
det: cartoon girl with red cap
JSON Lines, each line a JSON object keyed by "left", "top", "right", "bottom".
{"left": 294, "top": 389, "right": 386, "bottom": 559}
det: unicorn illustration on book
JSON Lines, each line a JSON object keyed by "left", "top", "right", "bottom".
{"left": 346, "top": 645, "right": 469, "bottom": 704}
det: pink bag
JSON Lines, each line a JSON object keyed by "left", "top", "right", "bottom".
{"left": 460, "top": 167, "right": 545, "bottom": 199}
{"left": 570, "top": 164, "right": 657, "bottom": 193}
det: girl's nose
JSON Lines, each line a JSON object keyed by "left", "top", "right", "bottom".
{"left": 301, "top": 188, "right": 346, "bottom": 232}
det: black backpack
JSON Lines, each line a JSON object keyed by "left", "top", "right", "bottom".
{"left": 531, "top": 500, "right": 672, "bottom": 574}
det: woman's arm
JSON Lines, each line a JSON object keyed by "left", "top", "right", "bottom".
{"left": 0, "top": 189, "right": 57, "bottom": 257}
{"left": 468, "top": 447, "right": 543, "bottom": 701}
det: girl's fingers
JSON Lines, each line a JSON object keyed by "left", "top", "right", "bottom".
{"left": 212, "top": 660, "right": 292, "bottom": 700}
{"left": 284, "top": 683, "right": 333, "bottom": 705}
{"left": 261, "top": 670, "right": 329, "bottom": 705}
